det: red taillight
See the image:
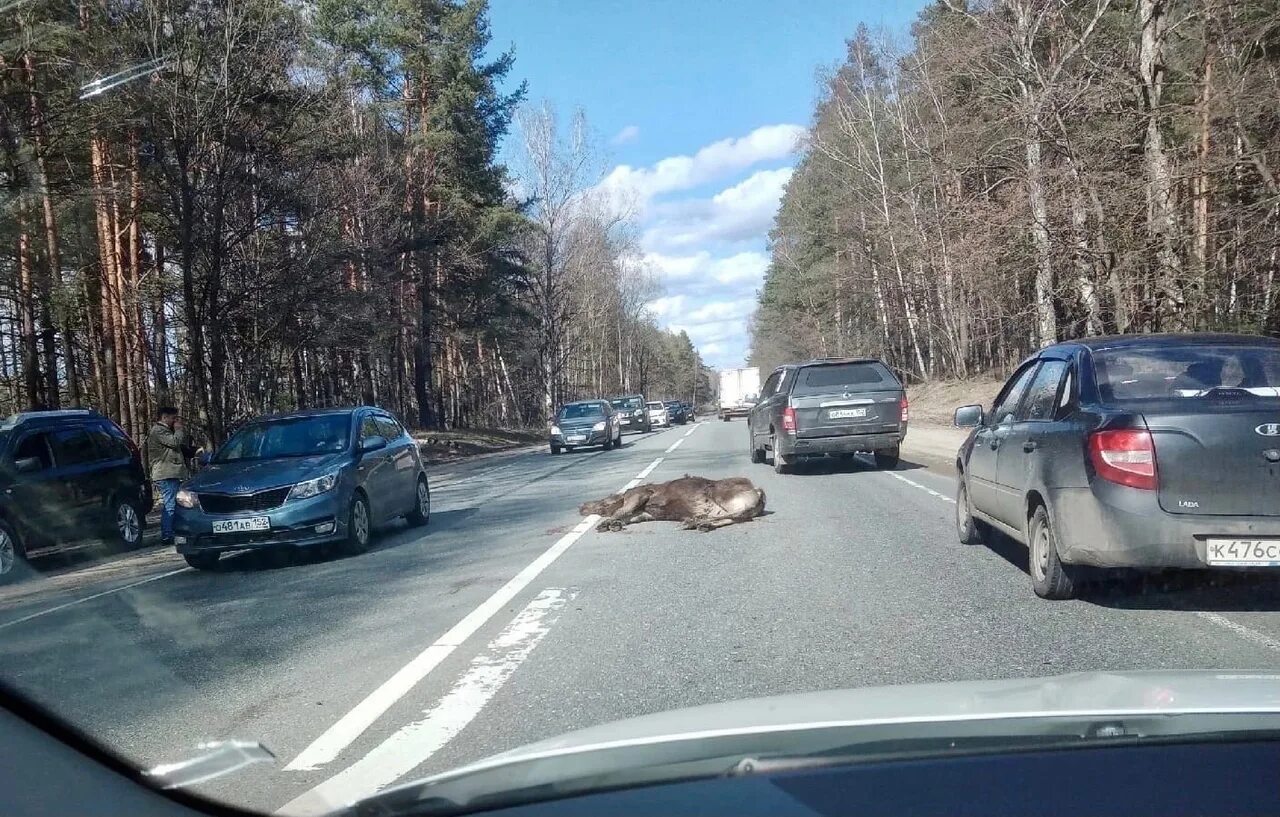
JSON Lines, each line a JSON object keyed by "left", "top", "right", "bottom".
{"left": 782, "top": 407, "right": 796, "bottom": 434}
{"left": 899, "top": 396, "right": 909, "bottom": 423}
{"left": 1088, "top": 429, "right": 1157, "bottom": 490}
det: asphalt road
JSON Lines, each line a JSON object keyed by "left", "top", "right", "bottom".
{"left": 2, "top": 418, "right": 1280, "bottom": 814}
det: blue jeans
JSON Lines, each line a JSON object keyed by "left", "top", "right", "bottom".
{"left": 155, "top": 479, "right": 180, "bottom": 542}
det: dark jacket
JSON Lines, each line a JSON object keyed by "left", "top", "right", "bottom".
{"left": 147, "top": 422, "right": 190, "bottom": 481}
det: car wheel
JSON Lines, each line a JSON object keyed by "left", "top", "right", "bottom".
{"left": 955, "top": 477, "right": 983, "bottom": 545}
{"left": 111, "top": 496, "right": 144, "bottom": 549}
{"left": 771, "top": 435, "right": 790, "bottom": 474}
{"left": 406, "top": 477, "right": 430, "bottom": 527}
{"left": 1029, "top": 504, "right": 1078, "bottom": 600}
{"left": 550, "top": 444, "right": 561, "bottom": 455}
{"left": 749, "top": 430, "right": 765, "bottom": 464}
{"left": 0, "top": 521, "right": 25, "bottom": 582}
{"left": 341, "top": 493, "right": 372, "bottom": 555}
{"left": 874, "top": 446, "right": 900, "bottom": 470}
{"left": 183, "top": 551, "right": 220, "bottom": 571}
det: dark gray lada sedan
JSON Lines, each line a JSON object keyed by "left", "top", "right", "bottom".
{"left": 174, "top": 407, "right": 429, "bottom": 569}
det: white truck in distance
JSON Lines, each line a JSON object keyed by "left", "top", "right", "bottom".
{"left": 718, "top": 367, "right": 760, "bottom": 421}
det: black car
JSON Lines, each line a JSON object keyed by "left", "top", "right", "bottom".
{"left": 954, "top": 333, "right": 1280, "bottom": 600}
{"left": 551, "top": 401, "right": 622, "bottom": 454}
{"left": 608, "top": 395, "right": 652, "bottom": 434}
{"left": 0, "top": 410, "right": 151, "bottom": 578}
{"left": 748, "top": 358, "right": 908, "bottom": 473}
{"left": 663, "top": 400, "right": 688, "bottom": 425}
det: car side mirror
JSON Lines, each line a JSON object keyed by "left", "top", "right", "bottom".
{"left": 360, "top": 435, "right": 387, "bottom": 453}
{"left": 13, "top": 456, "right": 41, "bottom": 474}
{"left": 954, "top": 405, "right": 985, "bottom": 428}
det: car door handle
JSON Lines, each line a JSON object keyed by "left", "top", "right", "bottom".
{"left": 1023, "top": 440, "right": 1038, "bottom": 453}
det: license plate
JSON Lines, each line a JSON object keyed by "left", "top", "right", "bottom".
{"left": 828, "top": 408, "right": 868, "bottom": 419}
{"left": 1206, "top": 538, "right": 1280, "bottom": 566}
{"left": 212, "top": 517, "right": 270, "bottom": 534}
{"left": 620, "top": 418, "right": 630, "bottom": 424}
{"left": 567, "top": 435, "right": 586, "bottom": 443}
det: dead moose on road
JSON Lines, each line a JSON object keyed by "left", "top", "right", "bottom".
{"left": 580, "top": 476, "right": 767, "bottom": 532}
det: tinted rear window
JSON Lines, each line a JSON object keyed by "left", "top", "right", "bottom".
{"left": 793, "top": 362, "right": 896, "bottom": 394}
{"left": 610, "top": 398, "right": 642, "bottom": 410}
{"left": 1094, "top": 344, "right": 1280, "bottom": 403}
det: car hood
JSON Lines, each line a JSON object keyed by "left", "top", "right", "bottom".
{"left": 555, "top": 417, "right": 603, "bottom": 430}
{"left": 333, "top": 671, "right": 1280, "bottom": 817}
{"left": 185, "top": 453, "right": 347, "bottom": 493}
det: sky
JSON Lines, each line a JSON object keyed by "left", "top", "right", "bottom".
{"left": 488, "top": 0, "right": 928, "bottom": 369}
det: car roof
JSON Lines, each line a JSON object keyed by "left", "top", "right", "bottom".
{"left": 250, "top": 406, "right": 364, "bottom": 423}
{"left": 562, "top": 400, "right": 605, "bottom": 407}
{"left": 781, "top": 357, "right": 888, "bottom": 369}
{"left": 1058, "top": 333, "right": 1280, "bottom": 353}
{"left": 0, "top": 409, "right": 102, "bottom": 431}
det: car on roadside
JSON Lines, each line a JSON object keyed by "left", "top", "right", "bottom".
{"left": 609, "top": 395, "right": 652, "bottom": 434}
{"left": 0, "top": 409, "right": 150, "bottom": 580}
{"left": 748, "top": 358, "right": 908, "bottom": 474}
{"left": 173, "top": 407, "right": 429, "bottom": 570}
{"left": 663, "top": 400, "right": 687, "bottom": 425}
{"left": 550, "top": 400, "right": 622, "bottom": 454}
{"left": 953, "top": 333, "right": 1280, "bottom": 600}
{"left": 647, "top": 401, "right": 670, "bottom": 428}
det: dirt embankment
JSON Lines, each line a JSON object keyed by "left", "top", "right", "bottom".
{"left": 901, "top": 378, "right": 1004, "bottom": 467}
{"left": 412, "top": 428, "right": 545, "bottom": 464}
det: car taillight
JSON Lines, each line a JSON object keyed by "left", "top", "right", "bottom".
{"left": 899, "top": 396, "right": 909, "bottom": 423}
{"left": 782, "top": 407, "right": 796, "bottom": 434}
{"left": 1088, "top": 429, "right": 1157, "bottom": 490}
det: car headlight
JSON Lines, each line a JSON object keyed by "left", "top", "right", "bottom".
{"left": 592, "top": 421, "right": 606, "bottom": 431}
{"left": 176, "top": 489, "right": 199, "bottom": 509}
{"left": 288, "top": 472, "right": 339, "bottom": 502}
{"left": 551, "top": 425, "right": 562, "bottom": 436}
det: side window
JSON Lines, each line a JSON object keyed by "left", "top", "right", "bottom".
{"left": 990, "top": 363, "right": 1039, "bottom": 426}
{"left": 760, "top": 372, "right": 780, "bottom": 398}
{"left": 776, "top": 369, "right": 788, "bottom": 394}
{"left": 50, "top": 428, "right": 99, "bottom": 466}
{"left": 360, "top": 416, "right": 382, "bottom": 441}
{"left": 1058, "top": 367, "right": 1075, "bottom": 412}
{"left": 1021, "top": 361, "right": 1068, "bottom": 421}
{"left": 90, "top": 425, "right": 131, "bottom": 460}
{"left": 375, "top": 416, "right": 403, "bottom": 440}
{"left": 13, "top": 433, "right": 53, "bottom": 470}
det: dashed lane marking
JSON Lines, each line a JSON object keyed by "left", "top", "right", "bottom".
{"left": 889, "top": 472, "right": 955, "bottom": 503}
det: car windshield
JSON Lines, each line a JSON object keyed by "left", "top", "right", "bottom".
{"left": 8, "top": 1, "right": 1280, "bottom": 816}
{"left": 1095, "top": 345, "right": 1280, "bottom": 402}
{"left": 559, "top": 404, "right": 604, "bottom": 420}
{"left": 214, "top": 415, "right": 351, "bottom": 462}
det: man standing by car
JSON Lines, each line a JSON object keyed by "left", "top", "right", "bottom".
{"left": 147, "top": 407, "right": 189, "bottom": 546}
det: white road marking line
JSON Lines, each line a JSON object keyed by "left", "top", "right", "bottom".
{"left": 889, "top": 472, "right": 956, "bottom": 503}
{"left": 1195, "top": 612, "right": 1280, "bottom": 653}
{"left": 283, "top": 515, "right": 601, "bottom": 772}
{"left": 636, "top": 457, "right": 663, "bottom": 480}
{"left": 620, "top": 479, "right": 641, "bottom": 491}
{"left": 0, "top": 567, "right": 191, "bottom": 630}
{"left": 664, "top": 438, "right": 684, "bottom": 453}
{"left": 278, "top": 588, "right": 575, "bottom": 816}
{"left": 683, "top": 423, "right": 701, "bottom": 437}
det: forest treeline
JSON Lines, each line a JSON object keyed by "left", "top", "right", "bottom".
{"left": 1, "top": 0, "right": 708, "bottom": 445}
{"left": 751, "top": 0, "right": 1280, "bottom": 379}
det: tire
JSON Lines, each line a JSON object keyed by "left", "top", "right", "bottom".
{"left": 110, "top": 496, "right": 144, "bottom": 549}
{"left": 771, "top": 435, "right": 790, "bottom": 474}
{"left": 406, "top": 477, "right": 430, "bottom": 527}
{"left": 721, "top": 414, "right": 730, "bottom": 422}
{"left": 0, "top": 521, "right": 25, "bottom": 582}
{"left": 341, "top": 493, "right": 372, "bottom": 556}
{"left": 749, "top": 430, "right": 765, "bottom": 464}
{"left": 956, "top": 477, "right": 983, "bottom": 545}
{"left": 183, "top": 551, "right": 220, "bottom": 571}
{"left": 603, "top": 434, "right": 614, "bottom": 451}
{"left": 1029, "top": 504, "right": 1078, "bottom": 600}
{"left": 874, "top": 446, "right": 900, "bottom": 470}
{"left": 550, "top": 444, "right": 561, "bottom": 455}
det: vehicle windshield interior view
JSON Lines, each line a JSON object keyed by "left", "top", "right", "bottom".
{"left": 4, "top": 1, "right": 1280, "bottom": 817}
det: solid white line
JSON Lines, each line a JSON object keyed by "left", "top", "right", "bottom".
{"left": 279, "top": 589, "right": 575, "bottom": 816}
{"left": 889, "top": 472, "right": 956, "bottom": 504}
{"left": 283, "top": 515, "right": 601, "bottom": 772}
{"left": 1195, "top": 611, "right": 1280, "bottom": 653}
{"left": 0, "top": 566, "right": 191, "bottom": 630}
{"left": 636, "top": 457, "right": 663, "bottom": 480}
{"left": 620, "top": 479, "right": 641, "bottom": 492}
{"left": 683, "top": 423, "right": 701, "bottom": 438}
{"left": 664, "top": 438, "right": 684, "bottom": 453}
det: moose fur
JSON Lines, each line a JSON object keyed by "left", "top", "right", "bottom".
{"left": 579, "top": 475, "right": 766, "bottom": 532}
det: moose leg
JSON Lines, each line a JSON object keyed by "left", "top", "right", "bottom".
{"left": 695, "top": 517, "right": 738, "bottom": 532}
{"left": 595, "top": 493, "right": 649, "bottom": 532}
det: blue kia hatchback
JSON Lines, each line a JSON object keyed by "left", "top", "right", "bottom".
{"left": 174, "top": 407, "right": 429, "bottom": 569}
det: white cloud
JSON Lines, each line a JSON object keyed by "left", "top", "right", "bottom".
{"left": 643, "top": 167, "right": 793, "bottom": 252}
{"left": 597, "top": 123, "right": 803, "bottom": 213}
{"left": 644, "top": 250, "right": 769, "bottom": 289}
{"left": 611, "top": 124, "right": 640, "bottom": 145}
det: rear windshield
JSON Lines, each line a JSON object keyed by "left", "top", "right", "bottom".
{"left": 647, "top": 402, "right": 664, "bottom": 409}
{"left": 1094, "top": 344, "right": 1280, "bottom": 403}
{"left": 793, "top": 362, "right": 896, "bottom": 394}
{"left": 559, "top": 404, "right": 604, "bottom": 420}
{"left": 611, "top": 397, "right": 642, "bottom": 410}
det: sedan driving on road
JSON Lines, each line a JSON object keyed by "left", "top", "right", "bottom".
{"left": 550, "top": 401, "right": 621, "bottom": 454}
{"left": 749, "top": 358, "right": 908, "bottom": 473}
{"left": 174, "top": 407, "right": 429, "bottom": 570}
{"left": 954, "top": 333, "right": 1280, "bottom": 599}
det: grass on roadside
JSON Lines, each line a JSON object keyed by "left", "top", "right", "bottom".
{"left": 412, "top": 428, "right": 544, "bottom": 463}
